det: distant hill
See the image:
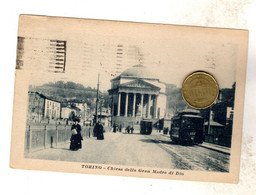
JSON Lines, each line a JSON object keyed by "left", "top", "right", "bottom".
{"left": 166, "top": 86, "right": 187, "bottom": 115}
{"left": 29, "top": 81, "right": 111, "bottom": 109}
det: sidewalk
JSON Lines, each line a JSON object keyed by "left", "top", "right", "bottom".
{"left": 199, "top": 142, "right": 230, "bottom": 155}
{"left": 159, "top": 132, "right": 230, "bottom": 155}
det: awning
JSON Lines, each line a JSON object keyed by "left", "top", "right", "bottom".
{"left": 204, "top": 120, "right": 224, "bottom": 127}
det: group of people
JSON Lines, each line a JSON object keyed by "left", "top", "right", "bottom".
{"left": 125, "top": 125, "right": 134, "bottom": 134}
{"left": 112, "top": 123, "right": 121, "bottom": 133}
{"left": 69, "top": 118, "right": 104, "bottom": 151}
{"left": 112, "top": 123, "right": 135, "bottom": 134}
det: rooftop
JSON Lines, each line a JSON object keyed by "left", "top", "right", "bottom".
{"left": 119, "top": 65, "right": 158, "bottom": 80}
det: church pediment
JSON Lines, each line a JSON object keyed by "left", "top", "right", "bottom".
{"left": 119, "top": 79, "right": 160, "bottom": 90}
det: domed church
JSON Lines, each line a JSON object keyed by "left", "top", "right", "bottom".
{"left": 108, "top": 64, "right": 167, "bottom": 128}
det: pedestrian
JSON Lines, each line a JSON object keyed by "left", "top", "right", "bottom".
{"left": 93, "top": 122, "right": 99, "bottom": 137}
{"left": 130, "top": 126, "right": 134, "bottom": 134}
{"left": 70, "top": 117, "right": 83, "bottom": 151}
{"left": 113, "top": 123, "right": 117, "bottom": 133}
{"left": 126, "top": 126, "right": 130, "bottom": 134}
{"left": 96, "top": 122, "right": 104, "bottom": 140}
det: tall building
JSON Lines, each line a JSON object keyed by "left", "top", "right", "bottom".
{"left": 108, "top": 64, "right": 167, "bottom": 128}
{"left": 27, "top": 91, "right": 46, "bottom": 123}
{"left": 44, "top": 98, "right": 61, "bottom": 120}
{"left": 27, "top": 91, "right": 61, "bottom": 123}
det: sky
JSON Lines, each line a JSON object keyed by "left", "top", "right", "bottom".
{"left": 19, "top": 15, "right": 246, "bottom": 92}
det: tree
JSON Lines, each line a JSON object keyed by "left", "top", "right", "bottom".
{"left": 69, "top": 111, "right": 76, "bottom": 121}
{"left": 166, "top": 87, "right": 187, "bottom": 115}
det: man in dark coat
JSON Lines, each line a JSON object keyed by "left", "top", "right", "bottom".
{"left": 70, "top": 117, "right": 83, "bottom": 151}
{"left": 126, "top": 126, "right": 130, "bottom": 134}
{"left": 130, "top": 126, "right": 134, "bottom": 134}
{"left": 113, "top": 123, "right": 117, "bottom": 133}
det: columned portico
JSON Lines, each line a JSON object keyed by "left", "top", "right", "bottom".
{"left": 115, "top": 92, "right": 158, "bottom": 119}
{"left": 108, "top": 64, "right": 166, "bottom": 128}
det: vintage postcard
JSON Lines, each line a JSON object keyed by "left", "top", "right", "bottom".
{"left": 10, "top": 15, "right": 248, "bottom": 183}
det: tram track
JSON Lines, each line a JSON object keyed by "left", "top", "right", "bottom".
{"left": 144, "top": 134, "right": 229, "bottom": 172}
{"left": 159, "top": 134, "right": 230, "bottom": 163}
{"left": 144, "top": 135, "right": 206, "bottom": 171}
{"left": 182, "top": 145, "right": 229, "bottom": 172}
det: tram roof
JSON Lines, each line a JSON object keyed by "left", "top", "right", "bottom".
{"left": 179, "top": 109, "right": 200, "bottom": 114}
{"left": 182, "top": 114, "right": 202, "bottom": 118}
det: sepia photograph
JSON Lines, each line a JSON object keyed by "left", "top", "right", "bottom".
{"left": 10, "top": 14, "right": 248, "bottom": 183}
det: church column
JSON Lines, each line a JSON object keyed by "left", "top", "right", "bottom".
{"left": 147, "top": 94, "right": 151, "bottom": 118}
{"left": 125, "top": 93, "right": 128, "bottom": 117}
{"left": 140, "top": 94, "right": 144, "bottom": 117}
{"left": 149, "top": 95, "right": 152, "bottom": 118}
{"left": 117, "top": 93, "right": 121, "bottom": 116}
{"left": 133, "top": 93, "right": 136, "bottom": 117}
{"left": 154, "top": 96, "right": 158, "bottom": 119}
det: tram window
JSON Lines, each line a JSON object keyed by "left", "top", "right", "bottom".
{"left": 182, "top": 118, "right": 202, "bottom": 129}
{"left": 173, "top": 120, "right": 181, "bottom": 127}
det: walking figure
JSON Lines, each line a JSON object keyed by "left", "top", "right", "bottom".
{"left": 94, "top": 122, "right": 104, "bottom": 140}
{"left": 113, "top": 123, "right": 117, "bottom": 133}
{"left": 126, "top": 126, "right": 130, "bottom": 134}
{"left": 130, "top": 126, "right": 134, "bottom": 134}
{"left": 70, "top": 117, "right": 83, "bottom": 151}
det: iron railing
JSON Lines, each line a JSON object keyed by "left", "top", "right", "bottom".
{"left": 25, "top": 124, "right": 93, "bottom": 153}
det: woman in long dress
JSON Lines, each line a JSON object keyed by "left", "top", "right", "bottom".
{"left": 97, "top": 123, "right": 104, "bottom": 140}
{"left": 94, "top": 122, "right": 104, "bottom": 140}
{"left": 70, "top": 118, "right": 83, "bottom": 151}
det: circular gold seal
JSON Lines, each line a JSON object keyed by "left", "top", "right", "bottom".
{"left": 182, "top": 72, "right": 219, "bottom": 109}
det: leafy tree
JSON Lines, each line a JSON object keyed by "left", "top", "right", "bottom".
{"left": 166, "top": 87, "right": 187, "bottom": 115}
{"left": 69, "top": 111, "right": 76, "bottom": 121}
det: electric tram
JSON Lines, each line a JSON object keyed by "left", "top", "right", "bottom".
{"left": 170, "top": 109, "right": 204, "bottom": 144}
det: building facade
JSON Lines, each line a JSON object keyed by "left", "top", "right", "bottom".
{"left": 61, "top": 106, "right": 77, "bottom": 119}
{"left": 27, "top": 91, "right": 46, "bottom": 123}
{"left": 108, "top": 64, "right": 167, "bottom": 128}
{"left": 44, "top": 98, "right": 61, "bottom": 120}
{"left": 27, "top": 91, "right": 61, "bottom": 123}
{"left": 75, "top": 102, "right": 88, "bottom": 121}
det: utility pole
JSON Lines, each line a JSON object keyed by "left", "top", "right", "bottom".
{"left": 111, "top": 95, "right": 113, "bottom": 126}
{"left": 100, "top": 97, "right": 102, "bottom": 123}
{"left": 95, "top": 72, "right": 100, "bottom": 124}
{"left": 207, "top": 106, "right": 211, "bottom": 134}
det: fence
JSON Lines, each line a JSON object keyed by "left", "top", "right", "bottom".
{"left": 25, "top": 124, "right": 93, "bottom": 153}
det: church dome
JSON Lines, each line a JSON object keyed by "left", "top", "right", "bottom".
{"left": 120, "top": 65, "right": 158, "bottom": 80}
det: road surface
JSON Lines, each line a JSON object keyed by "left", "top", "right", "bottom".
{"left": 26, "top": 130, "right": 230, "bottom": 172}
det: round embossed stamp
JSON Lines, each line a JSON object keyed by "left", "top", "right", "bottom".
{"left": 182, "top": 71, "right": 219, "bottom": 109}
